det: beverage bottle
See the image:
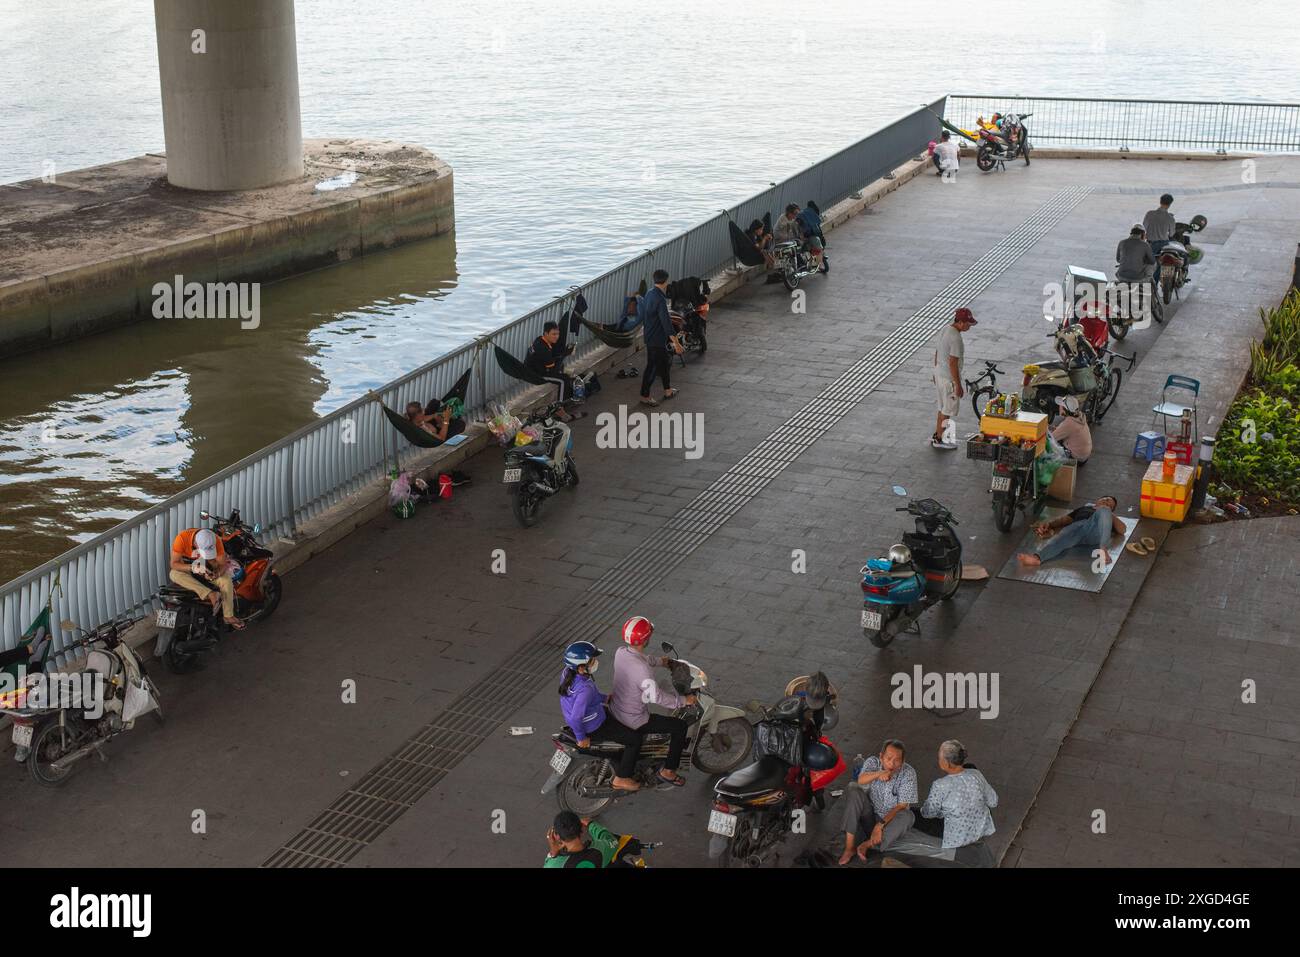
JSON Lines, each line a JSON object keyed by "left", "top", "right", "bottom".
{"left": 1162, "top": 450, "right": 1177, "bottom": 482}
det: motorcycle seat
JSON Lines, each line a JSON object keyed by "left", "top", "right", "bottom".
{"left": 160, "top": 584, "right": 208, "bottom": 600}
{"left": 715, "top": 755, "right": 790, "bottom": 797}
{"left": 556, "top": 726, "right": 669, "bottom": 755}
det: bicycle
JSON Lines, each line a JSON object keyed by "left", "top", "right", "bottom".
{"left": 964, "top": 360, "right": 1005, "bottom": 420}
{"left": 1085, "top": 345, "right": 1136, "bottom": 423}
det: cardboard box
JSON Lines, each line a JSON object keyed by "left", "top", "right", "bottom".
{"left": 1047, "top": 461, "right": 1076, "bottom": 501}
{"left": 1140, "top": 461, "right": 1195, "bottom": 521}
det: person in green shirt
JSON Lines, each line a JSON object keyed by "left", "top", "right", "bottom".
{"left": 543, "top": 811, "right": 620, "bottom": 868}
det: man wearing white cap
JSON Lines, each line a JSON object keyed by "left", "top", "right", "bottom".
{"left": 168, "top": 526, "right": 245, "bottom": 630}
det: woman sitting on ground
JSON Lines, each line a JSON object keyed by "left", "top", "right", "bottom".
{"left": 1051, "top": 394, "right": 1092, "bottom": 466}
{"left": 747, "top": 219, "right": 776, "bottom": 269}
{"left": 404, "top": 400, "right": 466, "bottom": 445}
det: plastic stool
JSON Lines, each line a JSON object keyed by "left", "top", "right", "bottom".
{"left": 1165, "top": 439, "right": 1194, "bottom": 465}
{"left": 1133, "top": 431, "right": 1166, "bottom": 461}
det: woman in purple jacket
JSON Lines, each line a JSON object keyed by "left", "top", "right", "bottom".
{"left": 559, "top": 642, "right": 645, "bottom": 792}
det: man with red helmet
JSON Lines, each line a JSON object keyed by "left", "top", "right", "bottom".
{"left": 609, "top": 616, "right": 696, "bottom": 787}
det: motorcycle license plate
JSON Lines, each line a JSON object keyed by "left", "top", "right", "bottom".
{"left": 11, "top": 724, "right": 32, "bottom": 748}
{"left": 991, "top": 475, "right": 1012, "bottom": 492}
{"left": 707, "top": 810, "right": 738, "bottom": 837}
{"left": 861, "top": 609, "right": 883, "bottom": 631}
{"left": 502, "top": 468, "right": 522, "bottom": 484}
{"left": 156, "top": 609, "right": 178, "bottom": 629}
{"left": 549, "top": 750, "right": 571, "bottom": 774}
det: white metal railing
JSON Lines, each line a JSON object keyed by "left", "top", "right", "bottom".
{"left": 945, "top": 95, "right": 1300, "bottom": 152}
{"left": 1, "top": 97, "right": 947, "bottom": 658}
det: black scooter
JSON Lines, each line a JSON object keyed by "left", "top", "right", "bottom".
{"left": 859, "top": 499, "right": 963, "bottom": 647}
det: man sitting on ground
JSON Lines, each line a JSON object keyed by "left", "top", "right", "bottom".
{"left": 837, "top": 738, "right": 919, "bottom": 865}
{"left": 169, "top": 527, "right": 244, "bottom": 630}
{"left": 1017, "top": 495, "right": 1124, "bottom": 568}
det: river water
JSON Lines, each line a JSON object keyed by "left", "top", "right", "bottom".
{"left": 1, "top": 0, "right": 1298, "bottom": 583}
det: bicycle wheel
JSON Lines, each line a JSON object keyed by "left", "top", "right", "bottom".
{"left": 1100, "top": 367, "right": 1123, "bottom": 419}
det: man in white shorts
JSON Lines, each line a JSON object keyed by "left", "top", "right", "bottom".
{"left": 931, "top": 307, "right": 977, "bottom": 449}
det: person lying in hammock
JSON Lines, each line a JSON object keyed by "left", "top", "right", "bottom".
{"left": 404, "top": 400, "right": 466, "bottom": 446}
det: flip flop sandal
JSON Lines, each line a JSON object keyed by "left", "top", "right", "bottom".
{"left": 639, "top": 397, "right": 660, "bottom": 407}
{"left": 1141, "top": 537, "right": 1157, "bottom": 551}
{"left": 1125, "top": 542, "right": 1149, "bottom": 557}
{"left": 656, "top": 773, "right": 686, "bottom": 788}
{"left": 662, "top": 390, "right": 679, "bottom": 400}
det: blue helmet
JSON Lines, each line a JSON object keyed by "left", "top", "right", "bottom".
{"left": 563, "top": 641, "right": 602, "bottom": 668}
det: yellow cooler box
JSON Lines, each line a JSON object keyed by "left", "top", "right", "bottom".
{"left": 979, "top": 410, "right": 1048, "bottom": 444}
{"left": 1140, "top": 461, "right": 1195, "bottom": 521}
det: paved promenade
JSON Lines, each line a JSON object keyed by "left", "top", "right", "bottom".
{"left": 3, "top": 155, "right": 1298, "bottom": 868}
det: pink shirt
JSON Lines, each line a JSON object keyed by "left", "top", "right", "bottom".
{"left": 610, "top": 646, "right": 685, "bottom": 730}
{"left": 1052, "top": 414, "right": 1093, "bottom": 460}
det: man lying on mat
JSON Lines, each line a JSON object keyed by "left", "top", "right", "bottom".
{"left": 1017, "top": 495, "right": 1124, "bottom": 569}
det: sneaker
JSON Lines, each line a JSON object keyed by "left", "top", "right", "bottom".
{"left": 931, "top": 437, "right": 959, "bottom": 450}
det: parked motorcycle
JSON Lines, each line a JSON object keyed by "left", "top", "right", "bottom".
{"left": 668, "top": 278, "right": 710, "bottom": 358}
{"left": 503, "top": 402, "right": 578, "bottom": 528}
{"left": 975, "top": 112, "right": 1032, "bottom": 171}
{"left": 1020, "top": 324, "right": 1115, "bottom": 425}
{"left": 970, "top": 429, "right": 1048, "bottom": 533}
{"left": 154, "top": 508, "right": 281, "bottom": 674}
{"left": 706, "top": 680, "right": 847, "bottom": 868}
{"left": 1156, "top": 215, "right": 1207, "bottom": 305}
{"left": 772, "top": 228, "right": 829, "bottom": 291}
{"left": 860, "top": 498, "right": 962, "bottom": 647}
{"left": 541, "top": 641, "right": 753, "bottom": 817}
{"left": 1, "top": 616, "right": 162, "bottom": 787}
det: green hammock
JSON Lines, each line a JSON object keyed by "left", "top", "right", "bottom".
{"left": 579, "top": 316, "right": 638, "bottom": 349}
{"left": 494, "top": 344, "right": 550, "bottom": 386}
{"left": 380, "top": 367, "right": 473, "bottom": 449}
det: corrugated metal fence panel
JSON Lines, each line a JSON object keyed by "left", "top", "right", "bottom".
{"left": 0, "top": 99, "right": 961, "bottom": 651}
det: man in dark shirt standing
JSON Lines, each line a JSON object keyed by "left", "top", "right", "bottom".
{"left": 638, "top": 269, "right": 679, "bottom": 406}
{"left": 526, "top": 321, "right": 576, "bottom": 419}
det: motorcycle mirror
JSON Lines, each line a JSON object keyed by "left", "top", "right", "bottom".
{"left": 892, "top": 485, "right": 907, "bottom": 496}
{"left": 199, "top": 510, "right": 210, "bottom": 520}
{"left": 252, "top": 523, "right": 262, "bottom": 535}
{"left": 660, "top": 641, "right": 677, "bottom": 657}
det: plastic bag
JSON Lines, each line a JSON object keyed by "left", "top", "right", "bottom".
{"left": 486, "top": 401, "right": 522, "bottom": 446}
{"left": 123, "top": 678, "right": 159, "bottom": 722}
{"left": 1035, "top": 434, "right": 1067, "bottom": 488}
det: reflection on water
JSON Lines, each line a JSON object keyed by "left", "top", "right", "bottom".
{"left": 0, "top": 235, "right": 459, "bottom": 582}
{"left": 2, "top": 0, "right": 1300, "bottom": 584}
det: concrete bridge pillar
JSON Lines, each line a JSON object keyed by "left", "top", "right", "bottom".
{"left": 153, "top": 0, "right": 304, "bottom": 191}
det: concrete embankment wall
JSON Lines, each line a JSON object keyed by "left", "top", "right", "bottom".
{"left": 0, "top": 138, "right": 454, "bottom": 358}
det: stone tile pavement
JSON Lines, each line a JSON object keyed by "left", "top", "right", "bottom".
{"left": 2, "top": 154, "right": 1298, "bottom": 868}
